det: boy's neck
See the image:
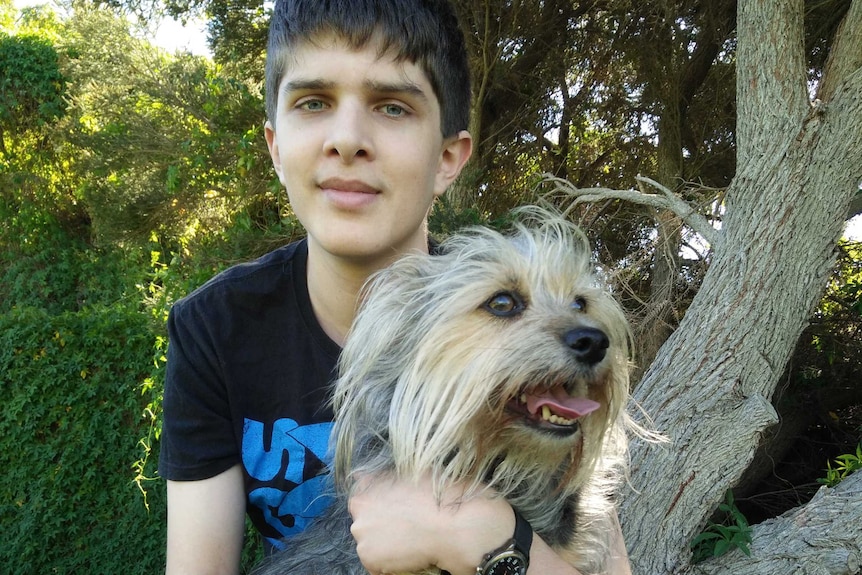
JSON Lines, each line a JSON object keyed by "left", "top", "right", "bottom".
{"left": 305, "top": 237, "right": 429, "bottom": 347}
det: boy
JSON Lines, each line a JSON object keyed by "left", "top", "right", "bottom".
{"left": 160, "top": 1, "right": 628, "bottom": 573}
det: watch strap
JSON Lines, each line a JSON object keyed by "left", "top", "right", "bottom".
{"left": 512, "top": 507, "right": 533, "bottom": 561}
{"left": 512, "top": 507, "right": 533, "bottom": 560}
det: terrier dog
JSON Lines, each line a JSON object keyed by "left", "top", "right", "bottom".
{"left": 256, "top": 207, "right": 634, "bottom": 575}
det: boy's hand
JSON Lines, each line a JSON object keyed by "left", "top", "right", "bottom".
{"left": 347, "top": 474, "right": 514, "bottom": 575}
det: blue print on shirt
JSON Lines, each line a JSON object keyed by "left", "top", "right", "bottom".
{"left": 243, "top": 418, "right": 333, "bottom": 548}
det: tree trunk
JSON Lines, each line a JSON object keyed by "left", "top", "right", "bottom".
{"left": 620, "top": 0, "right": 862, "bottom": 572}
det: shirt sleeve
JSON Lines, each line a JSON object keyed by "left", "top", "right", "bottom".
{"left": 158, "top": 293, "right": 239, "bottom": 481}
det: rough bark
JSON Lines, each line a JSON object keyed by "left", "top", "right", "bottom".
{"left": 692, "top": 472, "right": 862, "bottom": 575}
{"left": 618, "top": 0, "right": 862, "bottom": 571}
{"left": 641, "top": 85, "right": 684, "bottom": 377}
{"left": 817, "top": 0, "right": 862, "bottom": 103}
{"left": 735, "top": 0, "right": 809, "bottom": 172}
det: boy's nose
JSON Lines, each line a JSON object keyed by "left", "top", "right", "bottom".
{"left": 324, "top": 104, "right": 374, "bottom": 163}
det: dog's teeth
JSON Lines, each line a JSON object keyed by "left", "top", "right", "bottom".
{"left": 520, "top": 393, "right": 527, "bottom": 404}
{"left": 539, "top": 407, "right": 576, "bottom": 426}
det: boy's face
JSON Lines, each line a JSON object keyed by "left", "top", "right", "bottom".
{"left": 265, "top": 34, "right": 472, "bottom": 264}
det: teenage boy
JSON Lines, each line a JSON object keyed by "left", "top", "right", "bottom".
{"left": 160, "top": 1, "right": 629, "bottom": 574}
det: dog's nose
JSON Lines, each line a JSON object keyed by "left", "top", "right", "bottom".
{"left": 564, "top": 328, "right": 609, "bottom": 365}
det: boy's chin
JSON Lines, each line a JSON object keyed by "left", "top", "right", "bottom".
{"left": 311, "top": 232, "right": 426, "bottom": 265}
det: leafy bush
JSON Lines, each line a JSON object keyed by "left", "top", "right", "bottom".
{"left": 818, "top": 444, "right": 862, "bottom": 487}
{"left": 0, "top": 303, "right": 166, "bottom": 574}
{"left": 0, "top": 192, "right": 148, "bottom": 315}
{"left": 428, "top": 194, "right": 517, "bottom": 237}
{"left": 0, "top": 32, "right": 66, "bottom": 132}
{"left": 690, "top": 490, "right": 752, "bottom": 563}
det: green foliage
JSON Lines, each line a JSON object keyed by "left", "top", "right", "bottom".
{"left": 691, "top": 490, "right": 753, "bottom": 564}
{"left": 204, "top": 0, "right": 268, "bottom": 80}
{"left": 428, "top": 194, "right": 518, "bottom": 238}
{"left": 0, "top": 32, "right": 65, "bottom": 137}
{"left": 817, "top": 444, "right": 862, "bottom": 488}
{"left": 428, "top": 194, "right": 491, "bottom": 237}
{"left": 822, "top": 240, "right": 862, "bottom": 320}
{"left": 0, "top": 192, "right": 146, "bottom": 314}
{"left": 0, "top": 303, "right": 166, "bottom": 574}
{"left": 241, "top": 520, "right": 266, "bottom": 573}
{"left": 0, "top": 0, "right": 13, "bottom": 31}
{"left": 61, "top": 11, "right": 271, "bottom": 243}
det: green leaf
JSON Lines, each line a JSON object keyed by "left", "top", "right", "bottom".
{"left": 714, "top": 539, "right": 731, "bottom": 557}
{"left": 691, "top": 532, "right": 722, "bottom": 546}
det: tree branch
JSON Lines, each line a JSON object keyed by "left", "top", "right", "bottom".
{"left": 817, "top": 0, "right": 862, "bottom": 102}
{"left": 690, "top": 472, "right": 862, "bottom": 575}
{"left": 736, "top": 0, "right": 809, "bottom": 169}
{"left": 543, "top": 174, "right": 721, "bottom": 247}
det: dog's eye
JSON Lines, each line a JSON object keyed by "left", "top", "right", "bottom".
{"left": 483, "top": 291, "right": 525, "bottom": 317}
{"left": 571, "top": 297, "right": 587, "bottom": 312}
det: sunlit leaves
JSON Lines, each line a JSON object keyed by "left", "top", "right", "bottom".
{"left": 0, "top": 33, "right": 65, "bottom": 151}
{"left": 56, "top": 4, "right": 270, "bottom": 244}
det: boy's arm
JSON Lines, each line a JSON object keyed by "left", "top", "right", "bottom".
{"left": 348, "top": 475, "right": 511, "bottom": 574}
{"left": 517, "top": 519, "right": 629, "bottom": 575}
{"left": 165, "top": 464, "right": 246, "bottom": 575}
{"left": 348, "top": 476, "right": 622, "bottom": 575}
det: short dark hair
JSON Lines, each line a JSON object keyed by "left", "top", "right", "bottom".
{"left": 265, "top": 0, "right": 471, "bottom": 138}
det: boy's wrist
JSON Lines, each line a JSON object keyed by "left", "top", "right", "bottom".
{"left": 433, "top": 495, "right": 516, "bottom": 575}
{"left": 474, "top": 507, "right": 532, "bottom": 575}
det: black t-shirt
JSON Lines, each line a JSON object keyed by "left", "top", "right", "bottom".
{"left": 158, "top": 238, "right": 341, "bottom": 548}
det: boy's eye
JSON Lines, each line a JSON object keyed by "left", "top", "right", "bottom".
{"left": 379, "top": 103, "right": 407, "bottom": 117}
{"left": 298, "top": 99, "right": 328, "bottom": 111}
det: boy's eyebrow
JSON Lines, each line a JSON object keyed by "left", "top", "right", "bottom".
{"left": 283, "top": 78, "right": 430, "bottom": 102}
{"left": 364, "top": 79, "right": 429, "bottom": 102}
{"left": 283, "top": 78, "right": 336, "bottom": 93}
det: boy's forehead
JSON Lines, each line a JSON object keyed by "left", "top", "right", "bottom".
{"left": 280, "top": 31, "right": 433, "bottom": 89}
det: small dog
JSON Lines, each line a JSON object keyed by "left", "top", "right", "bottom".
{"left": 256, "top": 207, "right": 635, "bottom": 574}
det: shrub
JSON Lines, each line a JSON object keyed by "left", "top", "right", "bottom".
{"left": 0, "top": 303, "right": 166, "bottom": 574}
{"left": 818, "top": 444, "right": 862, "bottom": 488}
{"left": 690, "top": 490, "right": 752, "bottom": 563}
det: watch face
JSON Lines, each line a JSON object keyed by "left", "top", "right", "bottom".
{"left": 486, "top": 555, "right": 527, "bottom": 575}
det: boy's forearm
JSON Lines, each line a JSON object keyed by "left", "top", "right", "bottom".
{"left": 349, "top": 476, "right": 633, "bottom": 575}
{"left": 527, "top": 535, "right": 583, "bottom": 575}
{"left": 477, "top": 504, "right": 631, "bottom": 575}
{"left": 527, "top": 530, "right": 632, "bottom": 575}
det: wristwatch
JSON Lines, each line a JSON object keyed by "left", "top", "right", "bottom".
{"left": 475, "top": 508, "right": 533, "bottom": 575}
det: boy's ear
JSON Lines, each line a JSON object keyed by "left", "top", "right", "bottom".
{"left": 264, "top": 120, "right": 285, "bottom": 185}
{"left": 434, "top": 130, "right": 473, "bottom": 197}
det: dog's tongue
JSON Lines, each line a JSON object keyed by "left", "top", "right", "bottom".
{"left": 525, "top": 387, "right": 601, "bottom": 419}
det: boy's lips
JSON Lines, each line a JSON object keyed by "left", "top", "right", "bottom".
{"left": 318, "top": 178, "right": 381, "bottom": 209}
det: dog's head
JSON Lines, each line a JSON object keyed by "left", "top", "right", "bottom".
{"left": 333, "top": 207, "right": 631, "bottom": 499}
